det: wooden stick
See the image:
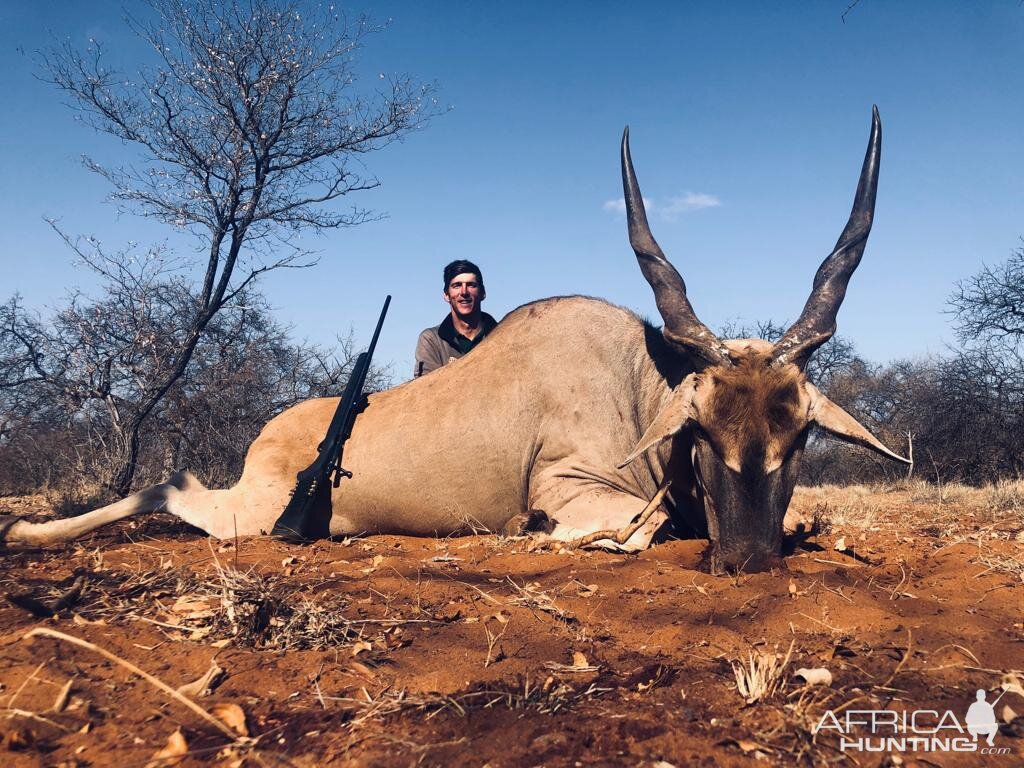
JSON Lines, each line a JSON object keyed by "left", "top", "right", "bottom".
{"left": 5, "top": 707, "right": 73, "bottom": 732}
{"left": 22, "top": 627, "right": 239, "bottom": 740}
{"left": 6, "top": 661, "right": 45, "bottom": 710}
{"left": 566, "top": 480, "right": 672, "bottom": 549}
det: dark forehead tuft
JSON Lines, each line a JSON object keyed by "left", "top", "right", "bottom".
{"left": 706, "top": 353, "right": 803, "bottom": 433}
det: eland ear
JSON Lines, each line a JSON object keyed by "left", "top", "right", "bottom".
{"left": 805, "top": 383, "right": 910, "bottom": 464}
{"left": 618, "top": 374, "right": 699, "bottom": 468}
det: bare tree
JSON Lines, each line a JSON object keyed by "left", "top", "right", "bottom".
{"left": 0, "top": 254, "right": 390, "bottom": 503}
{"left": 718, "top": 318, "right": 862, "bottom": 387}
{"left": 37, "top": 0, "right": 440, "bottom": 493}
{"left": 949, "top": 245, "right": 1024, "bottom": 356}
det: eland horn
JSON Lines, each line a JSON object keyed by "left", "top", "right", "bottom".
{"left": 773, "top": 106, "right": 882, "bottom": 369}
{"left": 621, "top": 127, "right": 731, "bottom": 366}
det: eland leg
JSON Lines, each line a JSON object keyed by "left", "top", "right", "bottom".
{"left": 543, "top": 487, "right": 670, "bottom": 552}
{"left": 0, "top": 471, "right": 261, "bottom": 549}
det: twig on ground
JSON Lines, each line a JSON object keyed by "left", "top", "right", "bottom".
{"left": 7, "top": 574, "right": 87, "bottom": 617}
{"left": 4, "top": 707, "right": 73, "bottom": 732}
{"left": 881, "top": 629, "right": 913, "bottom": 689}
{"left": 6, "top": 661, "right": 46, "bottom": 711}
{"left": 566, "top": 480, "right": 671, "bottom": 549}
{"left": 22, "top": 627, "right": 241, "bottom": 741}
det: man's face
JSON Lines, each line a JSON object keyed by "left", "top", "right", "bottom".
{"left": 444, "top": 272, "right": 484, "bottom": 318}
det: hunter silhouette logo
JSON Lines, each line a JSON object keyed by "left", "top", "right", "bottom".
{"left": 965, "top": 689, "right": 1001, "bottom": 747}
{"left": 814, "top": 688, "right": 1012, "bottom": 755}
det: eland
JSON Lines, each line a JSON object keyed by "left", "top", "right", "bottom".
{"left": 0, "top": 107, "right": 908, "bottom": 572}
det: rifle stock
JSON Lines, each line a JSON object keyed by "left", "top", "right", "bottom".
{"left": 271, "top": 297, "right": 391, "bottom": 542}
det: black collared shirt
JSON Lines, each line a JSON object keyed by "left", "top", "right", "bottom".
{"left": 413, "top": 312, "right": 499, "bottom": 377}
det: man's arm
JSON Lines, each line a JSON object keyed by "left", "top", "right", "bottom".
{"left": 413, "top": 329, "right": 447, "bottom": 378}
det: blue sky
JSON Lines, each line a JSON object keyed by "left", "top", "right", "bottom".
{"left": 2, "top": 1, "right": 1023, "bottom": 378}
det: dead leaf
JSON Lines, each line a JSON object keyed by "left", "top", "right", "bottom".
{"left": 736, "top": 739, "right": 761, "bottom": 752}
{"left": 351, "top": 640, "right": 373, "bottom": 656}
{"left": 571, "top": 651, "right": 589, "bottom": 668}
{"left": 348, "top": 661, "right": 376, "bottom": 679}
{"left": 371, "top": 554, "right": 384, "bottom": 568}
{"left": 834, "top": 537, "right": 847, "bottom": 552}
{"left": 788, "top": 579, "right": 798, "bottom": 598}
{"left": 794, "top": 667, "right": 833, "bottom": 686}
{"left": 1002, "top": 704, "right": 1019, "bottom": 724}
{"left": 1000, "top": 672, "right": 1024, "bottom": 698}
{"left": 210, "top": 703, "right": 248, "bottom": 737}
{"left": 281, "top": 556, "right": 297, "bottom": 566}
{"left": 146, "top": 729, "right": 188, "bottom": 768}
{"left": 4, "top": 728, "right": 35, "bottom": 751}
{"left": 210, "top": 638, "right": 232, "bottom": 649}
{"left": 170, "top": 597, "right": 216, "bottom": 619}
{"left": 216, "top": 746, "right": 246, "bottom": 767}
{"left": 176, "top": 662, "right": 224, "bottom": 698}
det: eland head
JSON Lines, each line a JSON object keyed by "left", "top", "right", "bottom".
{"left": 618, "top": 107, "right": 909, "bottom": 572}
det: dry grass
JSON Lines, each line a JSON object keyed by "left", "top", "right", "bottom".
{"left": 332, "top": 677, "right": 613, "bottom": 726}
{"left": 985, "top": 478, "right": 1024, "bottom": 513}
{"left": 792, "top": 485, "right": 883, "bottom": 531}
{"left": 974, "top": 551, "right": 1024, "bottom": 580}
{"left": 793, "top": 479, "right": 1024, "bottom": 581}
{"left": 3, "top": 560, "right": 429, "bottom": 653}
{"left": 796, "top": 478, "right": 1024, "bottom": 532}
{"left": 505, "top": 578, "right": 575, "bottom": 623}
{"left": 907, "top": 479, "right": 974, "bottom": 505}
{"left": 731, "top": 641, "right": 794, "bottom": 704}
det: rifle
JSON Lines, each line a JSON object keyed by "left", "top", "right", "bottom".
{"left": 271, "top": 295, "right": 391, "bottom": 542}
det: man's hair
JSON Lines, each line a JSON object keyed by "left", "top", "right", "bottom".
{"left": 443, "top": 260, "right": 484, "bottom": 292}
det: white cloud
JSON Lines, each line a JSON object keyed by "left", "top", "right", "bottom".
{"left": 660, "top": 192, "right": 721, "bottom": 219}
{"left": 603, "top": 192, "right": 720, "bottom": 221}
{"left": 602, "top": 197, "right": 653, "bottom": 214}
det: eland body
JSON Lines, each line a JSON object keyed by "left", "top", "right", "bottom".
{"left": 1, "top": 109, "right": 908, "bottom": 572}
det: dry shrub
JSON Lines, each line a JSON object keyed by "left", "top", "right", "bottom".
{"left": 907, "top": 480, "right": 975, "bottom": 505}
{"left": 794, "top": 484, "right": 873, "bottom": 505}
{"left": 869, "top": 478, "right": 913, "bottom": 494}
{"left": 985, "top": 478, "right": 1024, "bottom": 513}
{"left": 205, "top": 564, "right": 362, "bottom": 650}
{"left": 5, "top": 563, "right": 401, "bottom": 653}
{"left": 44, "top": 481, "right": 118, "bottom": 520}
{"left": 792, "top": 485, "right": 881, "bottom": 530}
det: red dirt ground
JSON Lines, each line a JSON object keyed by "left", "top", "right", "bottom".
{"left": 1, "top": 488, "right": 1022, "bottom": 767}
